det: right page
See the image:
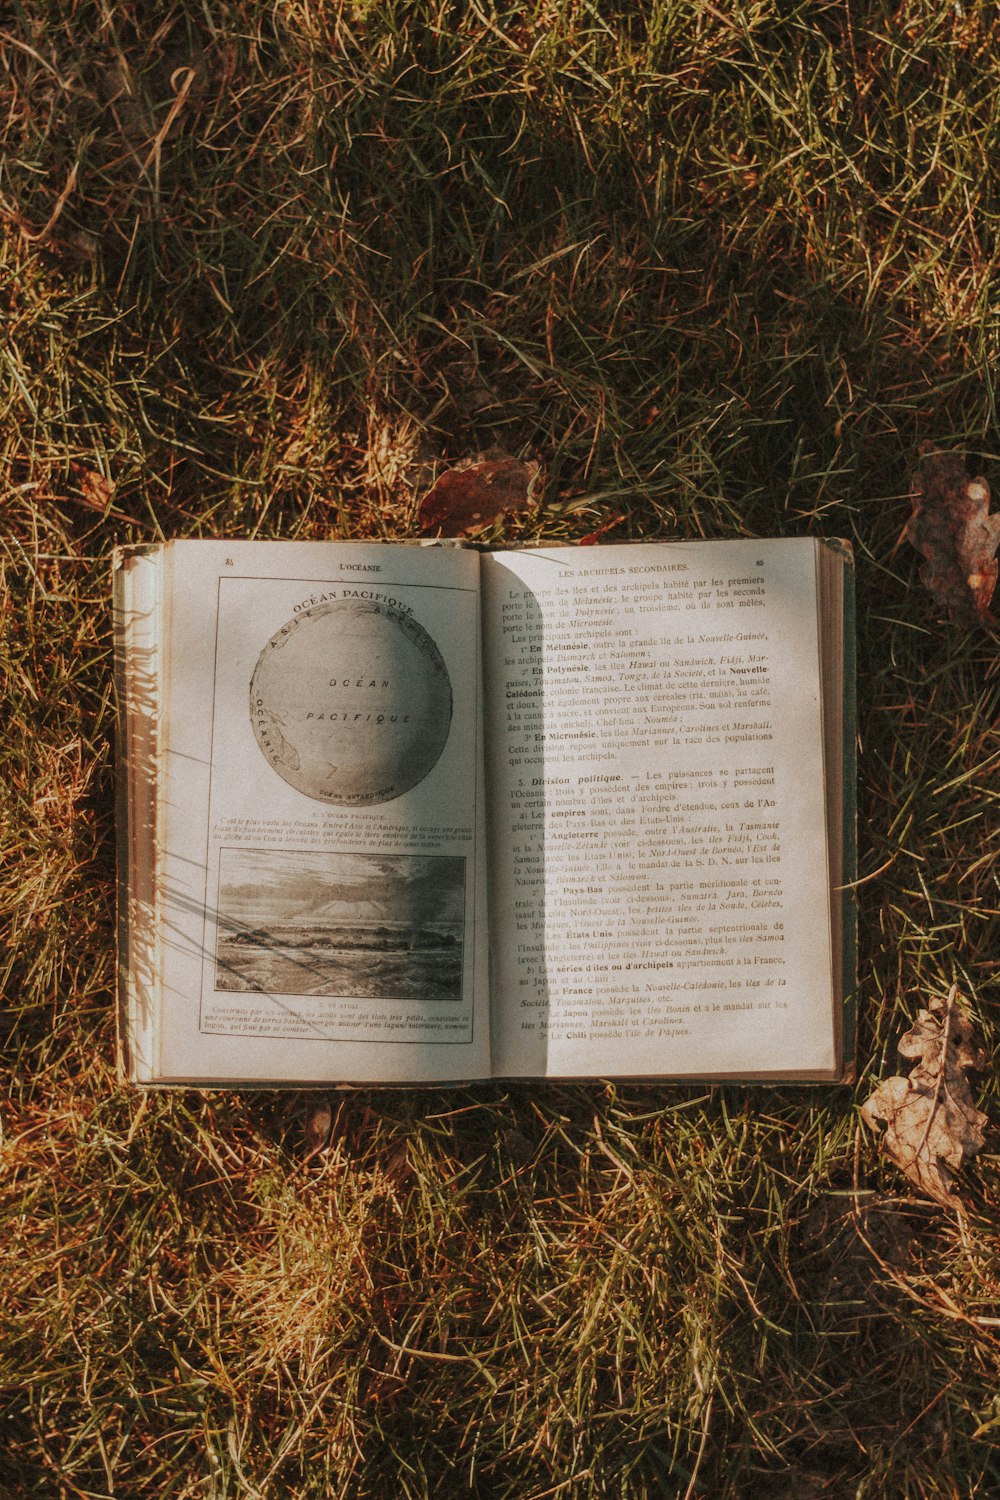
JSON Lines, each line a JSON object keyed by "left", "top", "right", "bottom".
{"left": 482, "top": 539, "right": 840, "bottom": 1081}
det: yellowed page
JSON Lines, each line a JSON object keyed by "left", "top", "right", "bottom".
{"left": 482, "top": 539, "right": 836, "bottom": 1080}
{"left": 152, "top": 540, "right": 489, "bottom": 1084}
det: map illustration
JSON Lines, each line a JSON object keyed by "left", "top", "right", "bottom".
{"left": 250, "top": 597, "right": 452, "bottom": 805}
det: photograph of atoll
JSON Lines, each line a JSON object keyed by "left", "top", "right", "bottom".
{"left": 215, "top": 848, "right": 466, "bottom": 1001}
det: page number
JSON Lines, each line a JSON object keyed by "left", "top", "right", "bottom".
{"left": 225, "top": 557, "right": 234, "bottom": 567}
{"left": 755, "top": 559, "right": 764, "bottom": 566}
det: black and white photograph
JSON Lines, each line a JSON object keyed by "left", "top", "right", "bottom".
{"left": 214, "top": 848, "right": 466, "bottom": 1002}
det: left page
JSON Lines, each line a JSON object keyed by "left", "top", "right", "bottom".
{"left": 148, "top": 540, "right": 489, "bottom": 1085}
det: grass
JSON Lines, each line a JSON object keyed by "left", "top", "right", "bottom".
{"left": 2, "top": 0, "right": 1000, "bottom": 1494}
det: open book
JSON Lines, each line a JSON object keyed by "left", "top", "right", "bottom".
{"left": 114, "top": 537, "right": 855, "bottom": 1086}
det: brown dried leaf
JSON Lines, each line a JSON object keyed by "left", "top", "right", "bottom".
{"left": 579, "top": 513, "right": 630, "bottom": 546}
{"left": 304, "top": 1095, "right": 333, "bottom": 1157}
{"left": 77, "top": 467, "right": 115, "bottom": 510}
{"left": 861, "top": 987, "right": 988, "bottom": 1209}
{"left": 419, "top": 456, "right": 539, "bottom": 536}
{"left": 907, "top": 444, "right": 1000, "bottom": 625}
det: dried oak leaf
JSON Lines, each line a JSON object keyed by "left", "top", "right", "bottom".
{"left": 304, "top": 1095, "right": 333, "bottom": 1157}
{"left": 419, "top": 455, "right": 539, "bottom": 536}
{"left": 861, "top": 988, "right": 988, "bottom": 1209}
{"left": 68, "top": 463, "right": 117, "bottom": 514}
{"left": 907, "top": 444, "right": 1000, "bottom": 625}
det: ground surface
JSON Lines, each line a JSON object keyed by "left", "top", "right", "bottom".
{"left": 2, "top": 3, "right": 1000, "bottom": 1496}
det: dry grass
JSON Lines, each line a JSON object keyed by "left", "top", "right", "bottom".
{"left": 3, "top": 1, "right": 1000, "bottom": 1495}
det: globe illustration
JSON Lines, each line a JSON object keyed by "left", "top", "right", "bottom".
{"left": 250, "top": 599, "right": 453, "bottom": 805}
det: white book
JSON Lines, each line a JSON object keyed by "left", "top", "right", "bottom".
{"left": 114, "top": 536, "right": 855, "bottom": 1086}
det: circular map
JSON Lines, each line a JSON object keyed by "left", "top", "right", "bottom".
{"left": 250, "top": 599, "right": 453, "bottom": 806}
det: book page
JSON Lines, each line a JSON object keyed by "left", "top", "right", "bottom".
{"left": 152, "top": 541, "right": 489, "bottom": 1084}
{"left": 114, "top": 547, "right": 163, "bottom": 1081}
{"left": 482, "top": 539, "right": 837, "bottom": 1080}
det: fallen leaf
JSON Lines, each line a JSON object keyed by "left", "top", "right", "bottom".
{"left": 861, "top": 986, "right": 988, "bottom": 1209}
{"left": 907, "top": 444, "right": 1000, "bottom": 625}
{"left": 578, "top": 513, "right": 630, "bottom": 545}
{"left": 79, "top": 468, "right": 115, "bottom": 509}
{"left": 304, "top": 1095, "right": 333, "bottom": 1157}
{"left": 419, "top": 455, "right": 539, "bottom": 536}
